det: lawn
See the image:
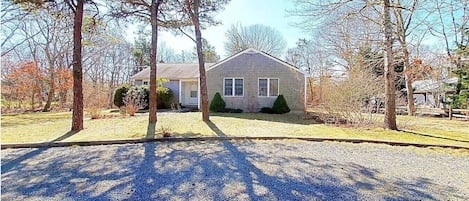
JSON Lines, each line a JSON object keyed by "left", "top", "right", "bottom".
{"left": 1, "top": 111, "right": 468, "bottom": 148}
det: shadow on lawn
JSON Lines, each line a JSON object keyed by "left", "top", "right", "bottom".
{"left": 400, "top": 129, "right": 469, "bottom": 144}
{"left": 2, "top": 127, "right": 466, "bottom": 200}
{"left": 51, "top": 130, "right": 79, "bottom": 142}
{"left": 211, "top": 112, "right": 320, "bottom": 125}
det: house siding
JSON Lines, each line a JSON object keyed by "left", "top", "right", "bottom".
{"left": 164, "top": 80, "right": 180, "bottom": 102}
{"left": 207, "top": 51, "right": 305, "bottom": 112}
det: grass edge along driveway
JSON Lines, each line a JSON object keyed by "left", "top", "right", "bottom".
{"left": 1, "top": 111, "right": 469, "bottom": 148}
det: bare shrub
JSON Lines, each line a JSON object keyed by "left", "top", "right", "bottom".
{"left": 320, "top": 69, "right": 384, "bottom": 126}
{"left": 119, "top": 106, "right": 127, "bottom": 116}
{"left": 123, "top": 87, "right": 147, "bottom": 116}
{"left": 84, "top": 82, "right": 109, "bottom": 119}
{"left": 157, "top": 126, "right": 173, "bottom": 137}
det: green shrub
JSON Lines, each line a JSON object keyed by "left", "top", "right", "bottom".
{"left": 260, "top": 107, "right": 274, "bottom": 114}
{"left": 157, "top": 86, "right": 174, "bottom": 109}
{"left": 127, "top": 86, "right": 148, "bottom": 104}
{"left": 126, "top": 86, "right": 148, "bottom": 101}
{"left": 272, "top": 95, "right": 290, "bottom": 114}
{"left": 449, "top": 91, "right": 469, "bottom": 109}
{"left": 224, "top": 108, "right": 243, "bottom": 113}
{"left": 114, "top": 84, "right": 130, "bottom": 108}
{"left": 210, "top": 92, "right": 226, "bottom": 112}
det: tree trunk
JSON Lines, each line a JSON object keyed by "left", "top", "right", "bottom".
{"left": 71, "top": 0, "right": 84, "bottom": 131}
{"left": 194, "top": 19, "right": 209, "bottom": 122}
{"left": 383, "top": 0, "right": 397, "bottom": 130}
{"left": 31, "top": 90, "right": 35, "bottom": 111}
{"left": 402, "top": 45, "right": 415, "bottom": 116}
{"left": 308, "top": 78, "right": 314, "bottom": 103}
{"left": 59, "top": 89, "right": 68, "bottom": 108}
{"left": 393, "top": 0, "right": 416, "bottom": 116}
{"left": 186, "top": 0, "right": 210, "bottom": 122}
{"left": 43, "top": 67, "right": 55, "bottom": 112}
{"left": 147, "top": 0, "right": 161, "bottom": 137}
{"left": 108, "top": 71, "right": 116, "bottom": 108}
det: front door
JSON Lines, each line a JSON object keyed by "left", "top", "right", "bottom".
{"left": 183, "top": 81, "right": 198, "bottom": 106}
{"left": 189, "top": 82, "right": 198, "bottom": 105}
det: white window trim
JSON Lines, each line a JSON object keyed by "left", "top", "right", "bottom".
{"left": 223, "top": 77, "right": 244, "bottom": 97}
{"left": 258, "top": 77, "right": 280, "bottom": 97}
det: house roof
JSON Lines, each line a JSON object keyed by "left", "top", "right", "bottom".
{"left": 411, "top": 77, "right": 458, "bottom": 93}
{"left": 206, "top": 48, "right": 309, "bottom": 75}
{"left": 131, "top": 63, "right": 215, "bottom": 80}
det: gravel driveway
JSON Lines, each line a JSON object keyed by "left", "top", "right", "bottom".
{"left": 2, "top": 140, "right": 468, "bottom": 200}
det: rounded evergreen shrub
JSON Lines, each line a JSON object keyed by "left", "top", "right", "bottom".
{"left": 210, "top": 92, "right": 226, "bottom": 112}
{"left": 272, "top": 94, "right": 290, "bottom": 114}
{"left": 114, "top": 84, "right": 130, "bottom": 108}
{"left": 156, "top": 86, "right": 174, "bottom": 109}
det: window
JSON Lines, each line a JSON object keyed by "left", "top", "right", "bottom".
{"left": 269, "top": 78, "right": 279, "bottom": 96}
{"left": 235, "top": 79, "right": 243, "bottom": 96}
{"left": 190, "top": 91, "right": 197, "bottom": 98}
{"left": 143, "top": 81, "right": 149, "bottom": 85}
{"left": 258, "top": 78, "right": 279, "bottom": 97}
{"left": 224, "top": 79, "right": 233, "bottom": 96}
{"left": 259, "top": 79, "right": 268, "bottom": 96}
{"left": 224, "top": 78, "right": 243, "bottom": 96}
{"left": 190, "top": 83, "right": 198, "bottom": 98}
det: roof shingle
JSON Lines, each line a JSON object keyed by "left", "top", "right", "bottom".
{"left": 131, "top": 63, "right": 215, "bottom": 80}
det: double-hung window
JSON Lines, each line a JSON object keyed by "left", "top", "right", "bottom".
{"left": 224, "top": 78, "right": 243, "bottom": 96}
{"left": 258, "top": 78, "right": 279, "bottom": 97}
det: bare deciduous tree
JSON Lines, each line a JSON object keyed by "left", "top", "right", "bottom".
{"left": 224, "top": 23, "right": 287, "bottom": 57}
{"left": 286, "top": 39, "right": 331, "bottom": 103}
{"left": 290, "top": 0, "right": 398, "bottom": 129}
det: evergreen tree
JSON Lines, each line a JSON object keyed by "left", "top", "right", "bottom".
{"left": 272, "top": 95, "right": 290, "bottom": 114}
{"left": 209, "top": 92, "right": 226, "bottom": 112}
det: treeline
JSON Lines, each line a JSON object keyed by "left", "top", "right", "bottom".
{"left": 1, "top": 2, "right": 134, "bottom": 113}
{"left": 285, "top": 0, "right": 469, "bottom": 126}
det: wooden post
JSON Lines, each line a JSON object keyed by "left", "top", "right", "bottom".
{"left": 449, "top": 105, "right": 453, "bottom": 120}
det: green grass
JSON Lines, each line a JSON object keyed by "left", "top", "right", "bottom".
{"left": 1, "top": 112, "right": 72, "bottom": 127}
{"left": 396, "top": 115, "right": 469, "bottom": 141}
{"left": 1, "top": 111, "right": 215, "bottom": 143}
{"left": 1, "top": 111, "right": 468, "bottom": 149}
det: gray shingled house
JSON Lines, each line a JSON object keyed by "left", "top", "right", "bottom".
{"left": 132, "top": 48, "right": 308, "bottom": 112}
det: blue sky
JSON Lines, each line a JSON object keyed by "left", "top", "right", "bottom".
{"left": 126, "top": 0, "right": 308, "bottom": 59}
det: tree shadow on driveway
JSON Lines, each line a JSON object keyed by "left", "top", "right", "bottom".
{"left": 203, "top": 121, "right": 462, "bottom": 200}
{"left": 1, "top": 130, "right": 79, "bottom": 172}
{"left": 205, "top": 121, "right": 359, "bottom": 199}
{"left": 2, "top": 127, "right": 467, "bottom": 200}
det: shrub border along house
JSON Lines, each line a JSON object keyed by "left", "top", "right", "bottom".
{"left": 210, "top": 92, "right": 243, "bottom": 113}
{"left": 260, "top": 95, "right": 290, "bottom": 114}
{"left": 114, "top": 85, "right": 174, "bottom": 111}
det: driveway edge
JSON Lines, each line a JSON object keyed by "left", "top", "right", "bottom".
{"left": 2, "top": 136, "right": 469, "bottom": 150}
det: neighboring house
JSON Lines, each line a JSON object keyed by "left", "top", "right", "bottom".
{"left": 409, "top": 77, "right": 458, "bottom": 108}
{"left": 132, "top": 48, "right": 308, "bottom": 112}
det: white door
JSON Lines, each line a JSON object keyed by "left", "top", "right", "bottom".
{"left": 189, "top": 82, "right": 198, "bottom": 105}
{"left": 184, "top": 82, "right": 198, "bottom": 105}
